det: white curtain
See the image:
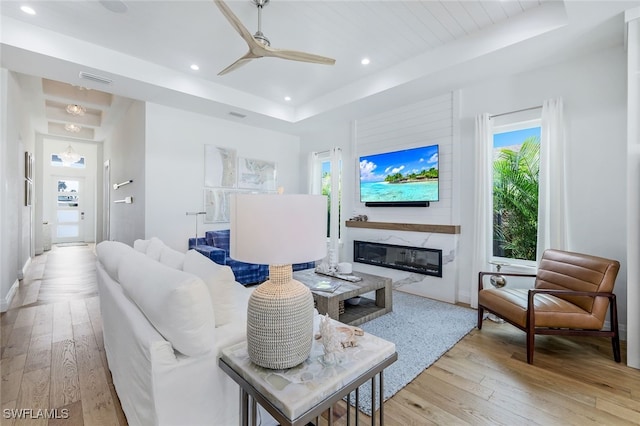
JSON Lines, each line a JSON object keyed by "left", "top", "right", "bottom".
{"left": 308, "top": 148, "right": 342, "bottom": 264}
{"left": 308, "top": 152, "right": 322, "bottom": 195}
{"left": 536, "top": 98, "right": 568, "bottom": 262}
{"left": 470, "top": 113, "right": 492, "bottom": 308}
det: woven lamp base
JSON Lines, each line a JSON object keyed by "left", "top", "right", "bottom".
{"left": 247, "top": 264, "right": 315, "bottom": 369}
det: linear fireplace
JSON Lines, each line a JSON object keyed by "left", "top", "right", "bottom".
{"left": 353, "top": 240, "right": 442, "bottom": 277}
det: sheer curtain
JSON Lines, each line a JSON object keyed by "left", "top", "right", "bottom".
{"left": 470, "top": 99, "right": 567, "bottom": 307}
{"left": 536, "top": 98, "right": 568, "bottom": 261}
{"left": 470, "top": 113, "right": 492, "bottom": 308}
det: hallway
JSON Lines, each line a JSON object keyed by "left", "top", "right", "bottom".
{"left": 0, "top": 245, "right": 126, "bottom": 425}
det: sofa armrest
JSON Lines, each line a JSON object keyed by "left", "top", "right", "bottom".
{"left": 190, "top": 246, "right": 226, "bottom": 265}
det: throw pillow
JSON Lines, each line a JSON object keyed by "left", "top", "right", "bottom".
{"left": 133, "top": 238, "right": 151, "bottom": 253}
{"left": 96, "top": 240, "right": 131, "bottom": 281}
{"left": 160, "top": 246, "right": 185, "bottom": 270}
{"left": 183, "top": 249, "right": 236, "bottom": 327}
{"left": 145, "top": 237, "right": 165, "bottom": 261}
{"left": 118, "top": 250, "right": 216, "bottom": 357}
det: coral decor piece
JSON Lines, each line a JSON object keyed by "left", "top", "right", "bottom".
{"left": 316, "top": 315, "right": 364, "bottom": 363}
{"left": 318, "top": 314, "right": 343, "bottom": 364}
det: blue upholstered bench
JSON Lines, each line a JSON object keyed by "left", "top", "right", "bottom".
{"left": 188, "top": 230, "right": 315, "bottom": 285}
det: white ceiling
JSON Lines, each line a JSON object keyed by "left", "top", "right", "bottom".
{"left": 0, "top": 0, "right": 637, "bottom": 139}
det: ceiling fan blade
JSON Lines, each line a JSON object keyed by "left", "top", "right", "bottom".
{"left": 213, "top": 0, "right": 257, "bottom": 47}
{"left": 263, "top": 46, "right": 336, "bottom": 66}
{"left": 218, "top": 51, "right": 259, "bottom": 76}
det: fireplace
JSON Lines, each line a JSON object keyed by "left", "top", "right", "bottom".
{"left": 353, "top": 240, "right": 442, "bottom": 277}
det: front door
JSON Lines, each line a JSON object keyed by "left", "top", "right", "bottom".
{"left": 54, "top": 177, "right": 85, "bottom": 243}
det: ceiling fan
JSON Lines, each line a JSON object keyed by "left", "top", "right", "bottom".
{"left": 214, "top": 0, "right": 336, "bottom": 76}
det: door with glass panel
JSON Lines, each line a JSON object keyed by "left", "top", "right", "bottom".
{"left": 54, "top": 177, "right": 85, "bottom": 243}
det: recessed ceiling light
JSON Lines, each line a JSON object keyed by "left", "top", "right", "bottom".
{"left": 284, "top": 96, "right": 291, "bottom": 101}
{"left": 190, "top": 64, "right": 200, "bottom": 71}
{"left": 20, "top": 5, "right": 36, "bottom": 15}
{"left": 361, "top": 58, "right": 370, "bottom": 66}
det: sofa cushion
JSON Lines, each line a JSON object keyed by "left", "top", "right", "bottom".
{"left": 183, "top": 249, "right": 236, "bottom": 327}
{"left": 211, "top": 230, "right": 231, "bottom": 253}
{"left": 118, "top": 250, "right": 216, "bottom": 357}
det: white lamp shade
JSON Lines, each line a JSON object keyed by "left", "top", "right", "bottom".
{"left": 230, "top": 194, "right": 327, "bottom": 265}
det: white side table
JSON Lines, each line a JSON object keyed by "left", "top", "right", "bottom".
{"left": 219, "top": 316, "right": 397, "bottom": 426}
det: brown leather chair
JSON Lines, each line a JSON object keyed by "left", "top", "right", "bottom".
{"left": 477, "top": 249, "right": 621, "bottom": 364}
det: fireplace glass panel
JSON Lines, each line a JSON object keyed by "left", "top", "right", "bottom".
{"left": 353, "top": 240, "right": 442, "bottom": 277}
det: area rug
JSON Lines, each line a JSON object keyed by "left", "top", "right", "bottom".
{"left": 346, "top": 290, "right": 476, "bottom": 416}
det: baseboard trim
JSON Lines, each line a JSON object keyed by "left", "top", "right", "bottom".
{"left": 19, "top": 256, "right": 32, "bottom": 280}
{"left": 1, "top": 279, "right": 19, "bottom": 312}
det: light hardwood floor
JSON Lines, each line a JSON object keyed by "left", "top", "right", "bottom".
{"left": 1, "top": 245, "right": 639, "bottom": 425}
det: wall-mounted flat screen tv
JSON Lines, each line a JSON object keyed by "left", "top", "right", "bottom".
{"left": 359, "top": 144, "right": 439, "bottom": 205}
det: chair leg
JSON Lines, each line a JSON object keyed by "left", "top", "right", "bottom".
{"left": 610, "top": 296, "right": 621, "bottom": 363}
{"left": 526, "top": 299, "right": 535, "bottom": 364}
{"left": 526, "top": 331, "right": 535, "bottom": 364}
{"left": 477, "top": 306, "right": 484, "bottom": 330}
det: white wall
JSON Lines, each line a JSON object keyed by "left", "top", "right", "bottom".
{"left": 458, "top": 45, "right": 628, "bottom": 328}
{"left": 105, "top": 101, "right": 146, "bottom": 246}
{"left": 145, "top": 103, "right": 303, "bottom": 251}
{"left": 349, "top": 93, "right": 461, "bottom": 303}
{"left": 299, "top": 44, "right": 629, "bottom": 332}
{"left": 0, "top": 69, "right": 34, "bottom": 311}
{"left": 626, "top": 9, "right": 640, "bottom": 368}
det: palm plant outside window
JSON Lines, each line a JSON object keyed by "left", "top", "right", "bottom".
{"left": 492, "top": 126, "right": 541, "bottom": 262}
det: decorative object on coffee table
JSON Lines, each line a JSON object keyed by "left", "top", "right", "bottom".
{"left": 230, "top": 193, "right": 327, "bottom": 369}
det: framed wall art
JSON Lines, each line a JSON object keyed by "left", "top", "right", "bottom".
{"left": 204, "top": 145, "right": 237, "bottom": 188}
{"left": 237, "top": 157, "right": 276, "bottom": 191}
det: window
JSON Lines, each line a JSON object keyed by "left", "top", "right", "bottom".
{"left": 321, "top": 160, "right": 332, "bottom": 237}
{"left": 310, "top": 149, "right": 342, "bottom": 240}
{"left": 51, "top": 154, "right": 85, "bottom": 168}
{"left": 492, "top": 122, "right": 541, "bottom": 264}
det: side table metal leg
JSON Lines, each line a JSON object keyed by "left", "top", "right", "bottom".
{"left": 346, "top": 391, "right": 351, "bottom": 426}
{"left": 371, "top": 377, "right": 376, "bottom": 426}
{"left": 241, "top": 390, "right": 249, "bottom": 426}
{"left": 379, "top": 371, "right": 384, "bottom": 426}
{"left": 328, "top": 405, "right": 334, "bottom": 426}
{"left": 355, "top": 387, "right": 359, "bottom": 426}
{"left": 251, "top": 397, "right": 257, "bottom": 426}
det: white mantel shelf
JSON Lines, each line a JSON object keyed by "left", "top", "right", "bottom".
{"left": 345, "top": 221, "right": 461, "bottom": 234}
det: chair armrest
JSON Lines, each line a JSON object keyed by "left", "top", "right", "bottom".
{"left": 188, "top": 237, "right": 208, "bottom": 249}
{"left": 478, "top": 271, "right": 537, "bottom": 292}
{"left": 528, "top": 288, "right": 615, "bottom": 298}
{"left": 526, "top": 289, "right": 617, "bottom": 327}
{"left": 192, "top": 246, "right": 227, "bottom": 265}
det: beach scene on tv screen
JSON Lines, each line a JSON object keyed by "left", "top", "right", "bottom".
{"left": 360, "top": 145, "right": 439, "bottom": 202}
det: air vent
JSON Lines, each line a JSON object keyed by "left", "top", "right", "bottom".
{"left": 79, "top": 72, "right": 113, "bottom": 85}
{"left": 228, "top": 111, "right": 247, "bottom": 118}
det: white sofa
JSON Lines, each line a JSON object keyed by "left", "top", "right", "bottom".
{"left": 95, "top": 238, "right": 256, "bottom": 426}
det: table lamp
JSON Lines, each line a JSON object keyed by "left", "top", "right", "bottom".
{"left": 230, "top": 193, "right": 327, "bottom": 369}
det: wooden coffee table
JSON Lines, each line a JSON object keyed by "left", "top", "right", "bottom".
{"left": 293, "top": 269, "right": 392, "bottom": 326}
